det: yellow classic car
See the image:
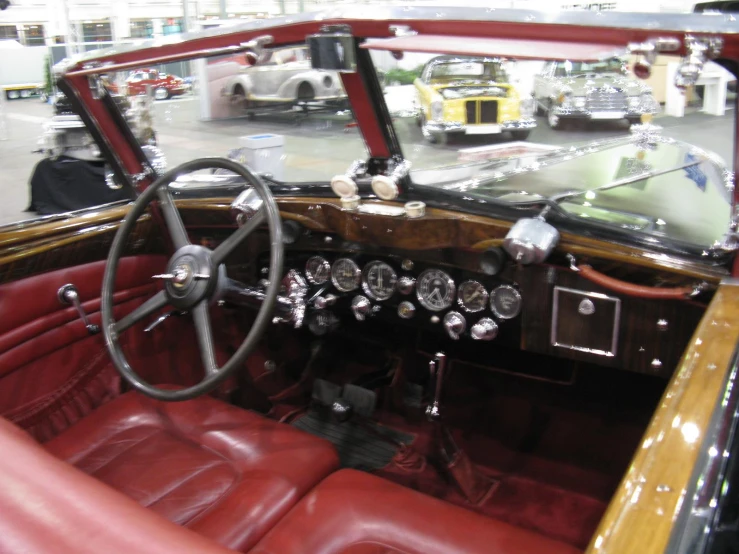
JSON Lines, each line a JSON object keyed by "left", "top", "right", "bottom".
{"left": 414, "top": 55, "right": 536, "bottom": 144}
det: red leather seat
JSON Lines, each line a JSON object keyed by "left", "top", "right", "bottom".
{"left": 252, "top": 469, "right": 581, "bottom": 554}
{"left": 44, "top": 392, "right": 339, "bottom": 552}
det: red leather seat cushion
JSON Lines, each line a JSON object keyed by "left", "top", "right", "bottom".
{"left": 252, "top": 469, "right": 582, "bottom": 554}
{"left": 44, "top": 392, "right": 339, "bottom": 552}
{"left": 0, "top": 417, "right": 234, "bottom": 554}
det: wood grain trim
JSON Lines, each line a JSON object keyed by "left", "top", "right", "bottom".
{"left": 0, "top": 196, "right": 727, "bottom": 282}
{"left": 0, "top": 205, "right": 132, "bottom": 248}
{"left": 585, "top": 282, "right": 739, "bottom": 554}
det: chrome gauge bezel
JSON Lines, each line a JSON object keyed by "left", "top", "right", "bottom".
{"left": 305, "top": 256, "right": 331, "bottom": 285}
{"left": 361, "top": 260, "right": 398, "bottom": 301}
{"left": 331, "top": 258, "right": 361, "bottom": 292}
{"left": 457, "top": 280, "right": 489, "bottom": 313}
{"left": 416, "top": 269, "right": 456, "bottom": 312}
{"left": 490, "top": 285, "right": 523, "bottom": 320}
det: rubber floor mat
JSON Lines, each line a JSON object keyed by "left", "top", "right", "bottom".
{"left": 292, "top": 411, "right": 414, "bottom": 471}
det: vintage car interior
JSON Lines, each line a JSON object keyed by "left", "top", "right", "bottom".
{"left": 1, "top": 7, "right": 739, "bottom": 554}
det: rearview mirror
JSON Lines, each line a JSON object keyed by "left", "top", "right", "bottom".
{"left": 307, "top": 33, "right": 356, "bottom": 72}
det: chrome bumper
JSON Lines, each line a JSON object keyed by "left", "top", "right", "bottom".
{"left": 423, "top": 118, "right": 537, "bottom": 134}
{"left": 552, "top": 106, "right": 656, "bottom": 120}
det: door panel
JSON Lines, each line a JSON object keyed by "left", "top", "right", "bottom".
{"left": 0, "top": 256, "right": 170, "bottom": 441}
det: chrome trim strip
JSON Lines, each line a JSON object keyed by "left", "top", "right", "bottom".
{"left": 551, "top": 286, "right": 621, "bottom": 357}
{"left": 666, "top": 347, "right": 739, "bottom": 554}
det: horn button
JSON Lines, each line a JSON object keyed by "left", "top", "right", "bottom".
{"left": 158, "top": 245, "right": 216, "bottom": 310}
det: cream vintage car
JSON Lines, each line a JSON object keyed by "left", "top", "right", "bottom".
{"left": 223, "top": 45, "right": 346, "bottom": 111}
{"left": 533, "top": 58, "right": 659, "bottom": 129}
{"left": 414, "top": 55, "right": 536, "bottom": 144}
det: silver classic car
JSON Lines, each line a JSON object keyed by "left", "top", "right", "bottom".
{"left": 533, "top": 58, "right": 658, "bottom": 129}
{"left": 223, "top": 46, "right": 346, "bottom": 110}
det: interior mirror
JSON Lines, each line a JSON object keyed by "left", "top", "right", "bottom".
{"left": 307, "top": 33, "right": 356, "bottom": 72}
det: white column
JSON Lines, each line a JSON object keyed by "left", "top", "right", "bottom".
{"left": 111, "top": 0, "right": 131, "bottom": 41}
{"left": 152, "top": 18, "right": 164, "bottom": 38}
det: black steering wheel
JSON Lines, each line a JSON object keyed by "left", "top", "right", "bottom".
{"left": 101, "top": 158, "right": 284, "bottom": 401}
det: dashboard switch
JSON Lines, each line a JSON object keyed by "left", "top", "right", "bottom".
{"left": 314, "top": 294, "right": 337, "bottom": 309}
{"left": 470, "top": 318, "right": 498, "bottom": 341}
{"left": 351, "top": 295, "right": 371, "bottom": 321}
{"left": 443, "top": 311, "right": 466, "bottom": 340}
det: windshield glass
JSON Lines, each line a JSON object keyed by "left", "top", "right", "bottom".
{"left": 105, "top": 48, "right": 366, "bottom": 183}
{"left": 554, "top": 59, "right": 624, "bottom": 77}
{"left": 428, "top": 60, "right": 508, "bottom": 83}
{"left": 374, "top": 47, "right": 735, "bottom": 250}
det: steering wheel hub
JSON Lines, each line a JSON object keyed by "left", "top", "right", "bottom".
{"left": 161, "top": 245, "right": 216, "bottom": 309}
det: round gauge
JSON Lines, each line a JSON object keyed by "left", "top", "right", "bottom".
{"left": 490, "top": 285, "right": 522, "bottom": 320}
{"left": 305, "top": 256, "right": 331, "bottom": 285}
{"left": 416, "top": 269, "right": 456, "bottom": 312}
{"left": 331, "top": 258, "right": 361, "bottom": 292}
{"left": 457, "top": 280, "right": 489, "bottom": 313}
{"left": 362, "top": 260, "right": 398, "bottom": 301}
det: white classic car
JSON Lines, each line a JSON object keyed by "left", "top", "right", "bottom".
{"left": 223, "top": 46, "right": 347, "bottom": 110}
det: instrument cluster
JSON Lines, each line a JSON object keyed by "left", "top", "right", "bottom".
{"left": 300, "top": 255, "right": 522, "bottom": 341}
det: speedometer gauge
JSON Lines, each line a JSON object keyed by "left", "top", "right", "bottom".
{"left": 457, "top": 280, "right": 488, "bottom": 313}
{"left": 416, "top": 269, "right": 455, "bottom": 312}
{"left": 331, "top": 258, "right": 361, "bottom": 292}
{"left": 305, "top": 256, "right": 331, "bottom": 285}
{"left": 362, "top": 261, "right": 397, "bottom": 301}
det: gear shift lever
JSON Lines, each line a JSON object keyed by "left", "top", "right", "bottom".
{"left": 425, "top": 351, "right": 496, "bottom": 505}
{"left": 426, "top": 352, "right": 446, "bottom": 422}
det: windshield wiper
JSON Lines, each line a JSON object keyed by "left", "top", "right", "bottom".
{"left": 549, "top": 156, "right": 706, "bottom": 204}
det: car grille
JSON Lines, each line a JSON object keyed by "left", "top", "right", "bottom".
{"left": 586, "top": 88, "right": 627, "bottom": 111}
{"left": 465, "top": 100, "right": 499, "bottom": 124}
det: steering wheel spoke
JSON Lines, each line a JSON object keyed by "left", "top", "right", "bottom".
{"left": 192, "top": 302, "right": 219, "bottom": 375}
{"left": 114, "top": 290, "right": 169, "bottom": 334}
{"left": 157, "top": 186, "right": 190, "bottom": 250}
{"left": 211, "top": 209, "right": 265, "bottom": 267}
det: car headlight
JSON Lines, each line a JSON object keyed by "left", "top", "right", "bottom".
{"left": 430, "top": 100, "right": 443, "bottom": 121}
{"left": 557, "top": 90, "right": 572, "bottom": 104}
{"left": 573, "top": 96, "right": 586, "bottom": 108}
{"left": 323, "top": 75, "right": 333, "bottom": 88}
{"left": 628, "top": 96, "right": 641, "bottom": 108}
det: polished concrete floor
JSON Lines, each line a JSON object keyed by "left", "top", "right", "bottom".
{"left": 0, "top": 94, "right": 734, "bottom": 226}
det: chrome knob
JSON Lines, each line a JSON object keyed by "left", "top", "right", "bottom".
{"left": 397, "top": 276, "right": 416, "bottom": 295}
{"left": 443, "top": 311, "right": 466, "bottom": 340}
{"left": 470, "top": 318, "right": 498, "bottom": 341}
{"left": 351, "top": 295, "right": 371, "bottom": 321}
{"left": 314, "top": 294, "right": 337, "bottom": 309}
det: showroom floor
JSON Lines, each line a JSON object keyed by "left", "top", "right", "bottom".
{"left": 0, "top": 94, "right": 734, "bottom": 227}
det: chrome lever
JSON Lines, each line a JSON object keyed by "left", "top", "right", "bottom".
{"left": 58, "top": 284, "right": 100, "bottom": 335}
{"left": 425, "top": 352, "right": 447, "bottom": 422}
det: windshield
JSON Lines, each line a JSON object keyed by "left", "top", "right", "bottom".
{"left": 554, "top": 59, "right": 624, "bottom": 77}
{"left": 375, "top": 48, "right": 735, "bottom": 251}
{"left": 16, "top": 38, "right": 731, "bottom": 253}
{"left": 103, "top": 48, "right": 366, "bottom": 183}
{"left": 428, "top": 60, "right": 508, "bottom": 83}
